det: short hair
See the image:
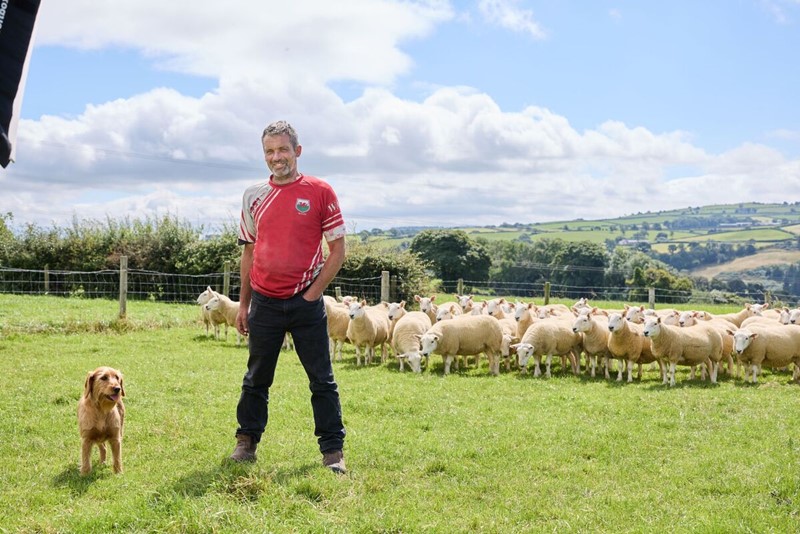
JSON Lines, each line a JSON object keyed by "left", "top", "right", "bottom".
{"left": 262, "top": 120, "right": 299, "bottom": 149}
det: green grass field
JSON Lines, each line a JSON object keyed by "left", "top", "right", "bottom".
{"left": 1, "top": 295, "right": 799, "bottom": 532}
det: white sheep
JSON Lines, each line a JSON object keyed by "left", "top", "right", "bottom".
{"left": 678, "top": 310, "right": 738, "bottom": 377}
{"left": 606, "top": 312, "right": 660, "bottom": 382}
{"left": 419, "top": 315, "right": 503, "bottom": 375}
{"left": 196, "top": 286, "right": 223, "bottom": 337}
{"left": 511, "top": 318, "right": 581, "bottom": 378}
{"left": 643, "top": 316, "right": 723, "bottom": 386}
{"left": 325, "top": 296, "right": 350, "bottom": 362}
{"left": 391, "top": 311, "right": 433, "bottom": 373}
{"left": 728, "top": 324, "right": 800, "bottom": 383}
{"left": 204, "top": 294, "right": 244, "bottom": 345}
{"left": 414, "top": 294, "right": 438, "bottom": 323}
{"left": 346, "top": 299, "right": 392, "bottom": 366}
{"left": 571, "top": 308, "right": 613, "bottom": 378}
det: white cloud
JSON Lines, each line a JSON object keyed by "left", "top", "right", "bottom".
{"left": 477, "top": 0, "right": 547, "bottom": 39}
{"left": 3, "top": 0, "right": 799, "bottom": 232}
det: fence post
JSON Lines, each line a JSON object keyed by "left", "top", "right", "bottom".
{"left": 223, "top": 261, "right": 231, "bottom": 296}
{"left": 381, "top": 271, "right": 390, "bottom": 303}
{"left": 334, "top": 286, "right": 342, "bottom": 301}
{"left": 648, "top": 288, "right": 655, "bottom": 308}
{"left": 543, "top": 282, "right": 550, "bottom": 304}
{"left": 457, "top": 278, "right": 464, "bottom": 296}
{"left": 119, "top": 255, "right": 128, "bottom": 319}
{"left": 44, "top": 264, "right": 49, "bottom": 294}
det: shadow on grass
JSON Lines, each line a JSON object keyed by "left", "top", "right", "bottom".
{"left": 169, "top": 457, "right": 331, "bottom": 502}
{"left": 52, "top": 464, "right": 109, "bottom": 496}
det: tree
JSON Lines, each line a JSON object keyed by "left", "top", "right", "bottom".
{"left": 409, "top": 229, "right": 491, "bottom": 292}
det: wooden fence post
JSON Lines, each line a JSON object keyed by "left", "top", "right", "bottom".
{"left": 223, "top": 261, "right": 231, "bottom": 296}
{"left": 543, "top": 282, "right": 550, "bottom": 304}
{"left": 381, "top": 271, "right": 390, "bottom": 303}
{"left": 648, "top": 288, "right": 656, "bottom": 308}
{"left": 457, "top": 278, "right": 464, "bottom": 296}
{"left": 334, "top": 286, "right": 342, "bottom": 301}
{"left": 44, "top": 264, "right": 49, "bottom": 294}
{"left": 118, "top": 255, "right": 128, "bottom": 319}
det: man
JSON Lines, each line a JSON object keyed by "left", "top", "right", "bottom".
{"left": 231, "top": 120, "right": 347, "bottom": 474}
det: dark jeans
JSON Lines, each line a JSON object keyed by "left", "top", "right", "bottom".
{"left": 235, "top": 288, "right": 345, "bottom": 453}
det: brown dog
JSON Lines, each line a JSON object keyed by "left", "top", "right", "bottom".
{"left": 78, "top": 366, "right": 125, "bottom": 476}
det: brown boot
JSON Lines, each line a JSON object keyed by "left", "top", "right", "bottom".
{"left": 229, "top": 434, "right": 257, "bottom": 462}
{"left": 322, "top": 449, "right": 346, "bottom": 474}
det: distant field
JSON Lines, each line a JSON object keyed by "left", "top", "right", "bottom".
{"left": 692, "top": 249, "right": 800, "bottom": 278}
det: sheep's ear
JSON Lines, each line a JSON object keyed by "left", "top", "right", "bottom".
{"left": 83, "top": 370, "right": 96, "bottom": 399}
{"left": 430, "top": 295, "right": 436, "bottom": 302}
{"left": 400, "top": 300, "right": 406, "bottom": 308}
{"left": 414, "top": 295, "right": 421, "bottom": 302}
{"left": 413, "top": 334, "right": 421, "bottom": 341}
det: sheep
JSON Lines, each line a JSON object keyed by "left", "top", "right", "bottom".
{"left": 414, "top": 294, "right": 438, "bottom": 323}
{"left": 571, "top": 308, "right": 613, "bottom": 378}
{"left": 204, "top": 294, "right": 244, "bottom": 345}
{"left": 678, "top": 310, "right": 738, "bottom": 377}
{"left": 456, "top": 294, "right": 482, "bottom": 315}
{"left": 606, "top": 312, "right": 660, "bottom": 382}
{"left": 728, "top": 324, "right": 800, "bottom": 383}
{"left": 391, "top": 311, "right": 433, "bottom": 373}
{"left": 511, "top": 318, "right": 581, "bottom": 378}
{"left": 196, "top": 286, "right": 223, "bottom": 337}
{"left": 419, "top": 315, "right": 504, "bottom": 375}
{"left": 643, "top": 316, "right": 724, "bottom": 386}
{"left": 325, "top": 296, "right": 350, "bottom": 362}
{"left": 346, "top": 299, "right": 392, "bottom": 366}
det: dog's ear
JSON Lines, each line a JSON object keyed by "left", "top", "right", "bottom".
{"left": 83, "top": 370, "right": 96, "bottom": 399}
{"left": 119, "top": 373, "right": 126, "bottom": 397}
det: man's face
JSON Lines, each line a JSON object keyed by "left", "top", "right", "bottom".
{"left": 263, "top": 133, "right": 301, "bottom": 180}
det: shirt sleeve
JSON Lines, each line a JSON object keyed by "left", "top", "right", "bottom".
{"left": 321, "top": 186, "right": 346, "bottom": 242}
{"left": 238, "top": 186, "right": 257, "bottom": 244}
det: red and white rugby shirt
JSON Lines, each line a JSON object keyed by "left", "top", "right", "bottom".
{"left": 238, "top": 174, "right": 346, "bottom": 298}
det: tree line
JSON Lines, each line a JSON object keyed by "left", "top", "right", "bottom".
{"left": 1, "top": 213, "right": 796, "bottom": 305}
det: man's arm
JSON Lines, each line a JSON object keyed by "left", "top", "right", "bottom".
{"left": 303, "top": 236, "right": 346, "bottom": 301}
{"left": 236, "top": 243, "right": 254, "bottom": 336}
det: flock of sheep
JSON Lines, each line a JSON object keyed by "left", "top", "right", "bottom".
{"left": 196, "top": 286, "right": 800, "bottom": 386}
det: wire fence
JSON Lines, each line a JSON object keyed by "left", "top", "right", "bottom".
{"left": 1, "top": 266, "right": 795, "bottom": 308}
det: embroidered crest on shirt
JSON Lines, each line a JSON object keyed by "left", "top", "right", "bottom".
{"left": 295, "top": 198, "right": 310, "bottom": 214}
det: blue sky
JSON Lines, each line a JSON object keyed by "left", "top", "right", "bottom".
{"left": 4, "top": 0, "right": 800, "bottom": 232}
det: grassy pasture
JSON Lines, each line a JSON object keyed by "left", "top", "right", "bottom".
{"left": 1, "top": 295, "right": 799, "bottom": 532}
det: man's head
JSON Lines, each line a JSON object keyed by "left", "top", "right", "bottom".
{"left": 262, "top": 120, "right": 301, "bottom": 181}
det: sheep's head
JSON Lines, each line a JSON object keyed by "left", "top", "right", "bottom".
{"left": 387, "top": 301, "right": 406, "bottom": 321}
{"left": 607, "top": 313, "right": 624, "bottom": 333}
{"left": 348, "top": 300, "right": 367, "bottom": 320}
{"left": 642, "top": 317, "right": 661, "bottom": 338}
{"left": 397, "top": 351, "right": 424, "bottom": 373}
{"left": 731, "top": 330, "right": 757, "bottom": 354}
{"left": 511, "top": 342, "right": 535, "bottom": 370}
{"left": 205, "top": 295, "right": 222, "bottom": 311}
{"left": 419, "top": 333, "right": 440, "bottom": 356}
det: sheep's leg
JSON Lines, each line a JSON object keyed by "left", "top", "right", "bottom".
{"left": 636, "top": 362, "right": 643, "bottom": 381}
{"left": 669, "top": 362, "right": 677, "bottom": 386}
{"left": 533, "top": 355, "right": 542, "bottom": 377}
{"left": 616, "top": 359, "right": 623, "bottom": 382}
{"left": 444, "top": 355, "right": 453, "bottom": 375}
{"left": 568, "top": 351, "right": 579, "bottom": 375}
{"left": 751, "top": 364, "right": 759, "bottom": 384}
{"left": 603, "top": 356, "right": 611, "bottom": 380}
{"left": 626, "top": 360, "right": 634, "bottom": 383}
{"left": 545, "top": 354, "right": 553, "bottom": 378}
{"left": 354, "top": 345, "right": 362, "bottom": 366}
